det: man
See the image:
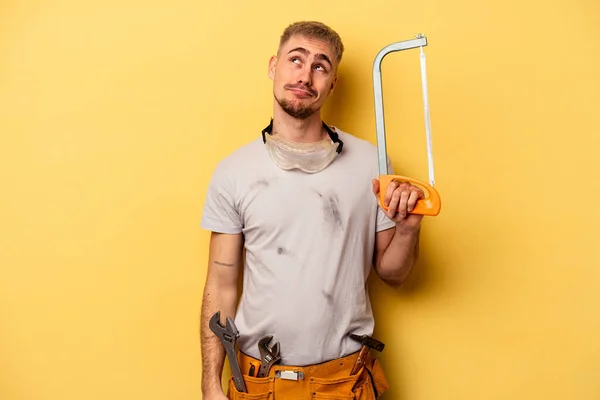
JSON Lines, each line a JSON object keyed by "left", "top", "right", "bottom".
{"left": 200, "top": 21, "right": 424, "bottom": 400}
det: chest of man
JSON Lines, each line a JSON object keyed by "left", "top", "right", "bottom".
{"left": 237, "top": 167, "right": 373, "bottom": 243}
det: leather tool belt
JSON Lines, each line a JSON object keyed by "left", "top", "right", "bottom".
{"left": 226, "top": 347, "right": 390, "bottom": 400}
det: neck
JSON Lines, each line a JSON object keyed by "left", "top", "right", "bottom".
{"left": 272, "top": 101, "right": 327, "bottom": 143}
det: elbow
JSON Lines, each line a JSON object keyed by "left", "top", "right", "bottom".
{"left": 375, "top": 259, "right": 416, "bottom": 289}
{"left": 380, "top": 274, "right": 407, "bottom": 289}
{"left": 374, "top": 264, "right": 409, "bottom": 289}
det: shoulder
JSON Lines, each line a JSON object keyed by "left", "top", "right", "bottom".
{"left": 204, "top": 136, "right": 267, "bottom": 194}
{"left": 211, "top": 136, "right": 265, "bottom": 175}
{"left": 332, "top": 127, "right": 381, "bottom": 163}
{"left": 330, "top": 126, "right": 392, "bottom": 176}
{"left": 334, "top": 127, "right": 378, "bottom": 153}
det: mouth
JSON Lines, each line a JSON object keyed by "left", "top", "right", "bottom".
{"left": 285, "top": 84, "right": 316, "bottom": 98}
{"left": 289, "top": 89, "right": 313, "bottom": 98}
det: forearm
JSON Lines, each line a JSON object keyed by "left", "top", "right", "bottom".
{"left": 376, "top": 226, "right": 420, "bottom": 287}
{"left": 200, "top": 277, "right": 238, "bottom": 396}
{"left": 200, "top": 232, "right": 243, "bottom": 396}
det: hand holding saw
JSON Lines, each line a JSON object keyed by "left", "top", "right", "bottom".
{"left": 373, "top": 34, "right": 441, "bottom": 216}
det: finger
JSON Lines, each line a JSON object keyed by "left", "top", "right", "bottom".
{"left": 385, "top": 180, "right": 399, "bottom": 206}
{"left": 387, "top": 187, "right": 402, "bottom": 218}
{"left": 397, "top": 189, "right": 410, "bottom": 219}
{"left": 397, "top": 182, "right": 414, "bottom": 192}
{"left": 407, "top": 189, "right": 423, "bottom": 212}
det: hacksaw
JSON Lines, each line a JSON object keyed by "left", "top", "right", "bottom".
{"left": 373, "top": 33, "right": 441, "bottom": 216}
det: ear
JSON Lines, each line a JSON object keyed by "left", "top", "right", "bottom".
{"left": 329, "top": 74, "right": 338, "bottom": 94}
{"left": 268, "top": 56, "right": 277, "bottom": 80}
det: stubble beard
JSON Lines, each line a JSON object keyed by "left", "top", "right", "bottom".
{"left": 276, "top": 96, "right": 318, "bottom": 120}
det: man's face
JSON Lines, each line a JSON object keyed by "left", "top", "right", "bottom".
{"left": 269, "top": 35, "right": 338, "bottom": 120}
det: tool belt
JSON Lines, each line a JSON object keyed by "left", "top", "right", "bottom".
{"left": 226, "top": 347, "right": 390, "bottom": 400}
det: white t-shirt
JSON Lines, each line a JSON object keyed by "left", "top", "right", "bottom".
{"left": 200, "top": 127, "right": 395, "bottom": 366}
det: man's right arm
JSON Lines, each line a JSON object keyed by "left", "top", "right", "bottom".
{"left": 200, "top": 231, "right": 244, "bottom": 399}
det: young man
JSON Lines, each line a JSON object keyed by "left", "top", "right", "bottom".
{"left": 200, "top": 21, "right": 424, "bottom": 400}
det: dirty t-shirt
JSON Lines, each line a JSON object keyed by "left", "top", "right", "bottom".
{"left": 200, "top": 128, "right": 395, "bottom": 366}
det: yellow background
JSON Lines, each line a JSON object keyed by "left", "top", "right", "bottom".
{"left": 1, "top": 1, "right": 599, "bottom": 399}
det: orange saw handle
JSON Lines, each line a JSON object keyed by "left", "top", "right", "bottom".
{"left": 378, "top": 174, "right": 441, "bottom": 216}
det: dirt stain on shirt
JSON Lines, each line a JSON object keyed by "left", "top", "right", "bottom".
{"left": 323, "top": 194, "right": 343, "bottom": 231}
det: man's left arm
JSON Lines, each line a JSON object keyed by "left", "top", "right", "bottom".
{"left": 372, "top": 179, "right": 424, "bottom": 288}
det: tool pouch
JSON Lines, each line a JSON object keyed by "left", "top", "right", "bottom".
{"left": 352, "top": 357, "right": 390, "bottom": 399}
{"left": 226, "top": 375, "right": 273, "bottom": 400}
{"left": 227, "top": 352, "right": 390, "bottom": 400}
{"left": 308, "top": 356, "right": 390, "bottom": 399}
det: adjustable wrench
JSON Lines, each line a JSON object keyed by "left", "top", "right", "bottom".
{"left": 257, "top": 335, "right": 281, "bottom": 377}
{"left": 209, "top": 311, "right": 246, "bottom": 393}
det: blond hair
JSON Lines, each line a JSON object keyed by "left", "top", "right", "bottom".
{"left": 279, "top": 21, "right": 344, "bottom": 65}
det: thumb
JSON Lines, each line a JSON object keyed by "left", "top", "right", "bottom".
{"left": 372, "top": 178, "right": 380, "bottom": 196}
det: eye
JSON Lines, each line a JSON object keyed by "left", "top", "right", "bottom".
{"left": 291, "top": 57, "right": 301, "bottom": 64}
{"left": 314, "top": 64, "right": 329, "bottom": 73}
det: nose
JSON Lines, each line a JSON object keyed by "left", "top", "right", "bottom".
{"left": 297, "top": 64, "right": 312, "bottom": 86}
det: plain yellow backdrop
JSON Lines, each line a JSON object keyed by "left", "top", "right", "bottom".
{"left": 1, "top": 1, "right": 599, "bottom": 399}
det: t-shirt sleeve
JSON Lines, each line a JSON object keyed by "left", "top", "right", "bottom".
{"left": 376, "top": 207, "right": 396, "bottom": 232}
{"left": 376, "top": 155, "right": 396, "bottom": 232}
{"left": 200, "top": 163, "right": 243, "bottom": 234}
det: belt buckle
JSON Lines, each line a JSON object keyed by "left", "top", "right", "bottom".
{"left": 275, "top": 370, "right": 304, "bottom": 381}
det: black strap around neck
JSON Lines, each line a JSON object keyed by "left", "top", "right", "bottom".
{"left": 261, "top": 118, "right": 343, "bottom": 154}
